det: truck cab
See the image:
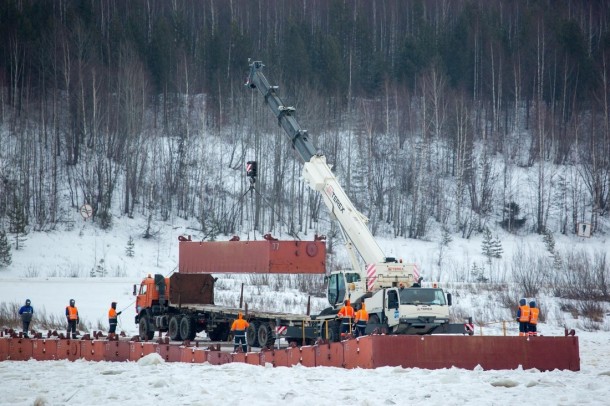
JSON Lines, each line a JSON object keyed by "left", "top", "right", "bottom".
{"left": 365, "top": 287, "right": 460, "bottom": 335}
{"left": 134, "top": 274, "right": 169, "bottom": 317}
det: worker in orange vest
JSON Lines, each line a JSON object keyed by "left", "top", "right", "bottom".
{"left": 337, "top": 299, "right": 355, "bottom": 338}
{"left": 231, "top": 312, "right": 249, "bottom": 352}
{"left": 108, "top": 302, "right": 122, "bottom": 337}
{"left": 516, "top": 298, "right": 530, "bottom": 336}
{"left": 354, "top": 302, "right": 369, "bottom": 337}
{"left": 528, "top": 301, "right": 539, "bottom": 336}
{"left": 65, "top": 299, "right": 79, "bottom": 339}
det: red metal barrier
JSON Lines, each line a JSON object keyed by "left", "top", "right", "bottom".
{"left": 206, "top": 350, "right": 232, "bottom": 365}
{"left": 31, "top": 339, "right": 59, "bottom": 361}
{"left": 79, "top": 340, "right": 105, "bottom": 362}
{"left": 8, "top": 338, "right": 33, "bottom": 361}
{"left": 259, "top": 349, "right": 275, "bottom": 366}
{"left": 232, "top": 352, "right": 247, "bottom": 363}
{"left": 155, "top": 344, "right": 172, "bottom": 362}
{"left": 245, "top": 352, "right": 261, "bottom": 366}
{"left": 166, "top": 344, "right": 183, "bottom": 362}
{"left": 0, "top": 335, "right": 580, "bottom": 371}
{"left": 0, "top": 338, "right": 10, "bottom": 361}
{"left": 263, "top": 347, "right": 301, "bottom": 367}
{"left": 56, "top": 339, "right": 81, "bottom": 361}
{"left": 297, "top": 345, "right": 316, "bottom": 367}
{"left": 129, "top": 342, "right": 157, "bottom": 361}
{"left": 342, "top": 335, "right": 580, "bottom": 371}
{"left": 179, "top": 346, "right": 207, "bottom": 363}
{"left": 104, "top": 340, "right": 131, "bottom": 362}
{"left": 315, "top": 341, "right": 344, "bottom": 367}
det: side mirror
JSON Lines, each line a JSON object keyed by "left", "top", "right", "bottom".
{"left": 446, "top": 293, "right": 452, "bottom": 306}
{"left": 133, "top": 284, "right": 137, "bottom": 296}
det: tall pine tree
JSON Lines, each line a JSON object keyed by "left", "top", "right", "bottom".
{"left": 0, "top": 229, "right": 11, "bottom": 267}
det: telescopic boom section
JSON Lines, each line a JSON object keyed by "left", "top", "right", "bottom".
{"left": 246, "top": 60, "right": 388, "bottom": 267}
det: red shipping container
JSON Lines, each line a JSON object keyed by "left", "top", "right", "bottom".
{"left": 179, "top": 239, "right": 326, "bottom": 274}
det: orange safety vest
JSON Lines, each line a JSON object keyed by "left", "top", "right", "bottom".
{"left": 355, "top": 309, "right": 369, "bottom": 323}
{"left": 518, "top": 305, "right": 530, "bottom": 322}
{"left": 231, "top": 318, "right": 249, "bottom": 332}
{"left": 338, "top": 305, "right": 355, "bottom": 319}
{"left": 66, "top": 306, "right": 78, "bottom": 320}
{"left": 108, "top": 308, "right": 118, "bottom": 319}
{"left": 529, "top": 308, "right": 539, "bottom": 324}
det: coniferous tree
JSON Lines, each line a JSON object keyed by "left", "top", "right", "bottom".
{"left": 481, "top": 228, "right": 494, "bottom": 264}
{"left": 7, "top": 197, "right": 28, "bottom": 250}
{"left": 0, "top": 229, "right": 11, "bottom": 267}
{"left": 126, "top": 236, "right": 135, "bottom": 258}
{"left": 491, "top": 235, "right": 503, "bottom": 259}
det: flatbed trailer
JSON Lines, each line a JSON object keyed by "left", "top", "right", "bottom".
{"left": 135, "top": 271, "right": 341, "bottom": 347}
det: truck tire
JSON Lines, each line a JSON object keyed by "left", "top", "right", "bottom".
{"left": 168, "top": 316, "right": 182, "bottom": 341}
{"left": 246, "top": 321, "right": 260, "bottom": 347}
{"left": 180, "top": 316, "right": 196, "bottom": 341}
{"left": 368, "top": 314, "right": 389, "bottom": 335}
{"left": 327, "top": 320, "right": 341, "bottom": 342}
{"left": 257, "top": 323, "right": 275, "bottom": 348}
{"left": 139, "top": 315, "right": 155, "bottom": 341}
{"left": 319, "top": 320, "right": 341, "bottom": 342}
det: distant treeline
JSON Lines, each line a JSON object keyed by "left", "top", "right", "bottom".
{"left": 0, "top": 1, "right": 608, "bottom": 255}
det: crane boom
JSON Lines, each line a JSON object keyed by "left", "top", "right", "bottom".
{"left": 247, "top": 60, "right": 419, "bottom": 305}
{"left": 247, "top": 60, "right": 387, "bottom": 266}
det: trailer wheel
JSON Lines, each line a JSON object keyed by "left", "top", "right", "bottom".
{"left": 246, "top": 321, "right": 260, "bottom": 347}
{"left": 180, "top": 316, "right": 196, "bottom": 341}
{"left": 139, "top": 315, "right": 155, "bottom": 341}
{"left": 168, "top": 316, "right": 182, "bottom": 341}
{"left": 257, "top": 323, "right": 275, "bottom": 348}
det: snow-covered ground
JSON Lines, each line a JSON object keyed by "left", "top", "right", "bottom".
{"left": 0, "top": 330, "right": 609, "bottom": 405}
{"left": 1, "top": 215, "right": 610, "bottom": 405}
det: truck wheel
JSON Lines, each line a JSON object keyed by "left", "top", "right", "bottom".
{"left": 329, "top": 321, "right": 341, "bottom": 342}
{"left": 180, "top": 316, "right": 196, "bottom": 341}
{"left": 139, "top": 316, "right": 155, "bottom": 341}
{"left": 168, "top": 316, "right": 182, "bottom": 341}
{"left": 246, "top": 321, "right": 260, "bottom": 347}
{"left": 320, "top": 320, "right": 341, "bottom": 342}
{"left": 257, "top": 323, "right": 275, "bottom": 348}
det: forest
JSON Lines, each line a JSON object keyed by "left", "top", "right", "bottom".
{"left": 0, "top": 0, "right": 609, "bottom": 258}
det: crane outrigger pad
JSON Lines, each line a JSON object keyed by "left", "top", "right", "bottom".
{"left": 178, "top": 238, "right": 326, "bottom": 274}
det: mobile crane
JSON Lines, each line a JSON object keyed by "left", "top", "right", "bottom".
{"left": 247, "top": 60, "right": 472, "bottom": 335}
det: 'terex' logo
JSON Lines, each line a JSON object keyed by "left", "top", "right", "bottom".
{"left": 325, "top": 184, "right": 345, "bottom": 213}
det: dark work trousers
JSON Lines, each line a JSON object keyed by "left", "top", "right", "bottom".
{"left": 67, "top": 320, "right": 78, "bottom": 338}
{"left": 355, "top": 321, "right": 367, "bottom": 337}
{"left": 341, "top": 318, "right": 353, "bottom": 336}
{"left": 109, "top": 318, "right": 118, "bottom": 334}
{"left": 233, "top": 331, "right": 247, "bottom": 352}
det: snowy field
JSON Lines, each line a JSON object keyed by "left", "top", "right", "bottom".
{"left": 1, "top": 217, "right": 610, "bottom": 405}
{"left": 0, "top": 330, "right": 609, "bottom": 405}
